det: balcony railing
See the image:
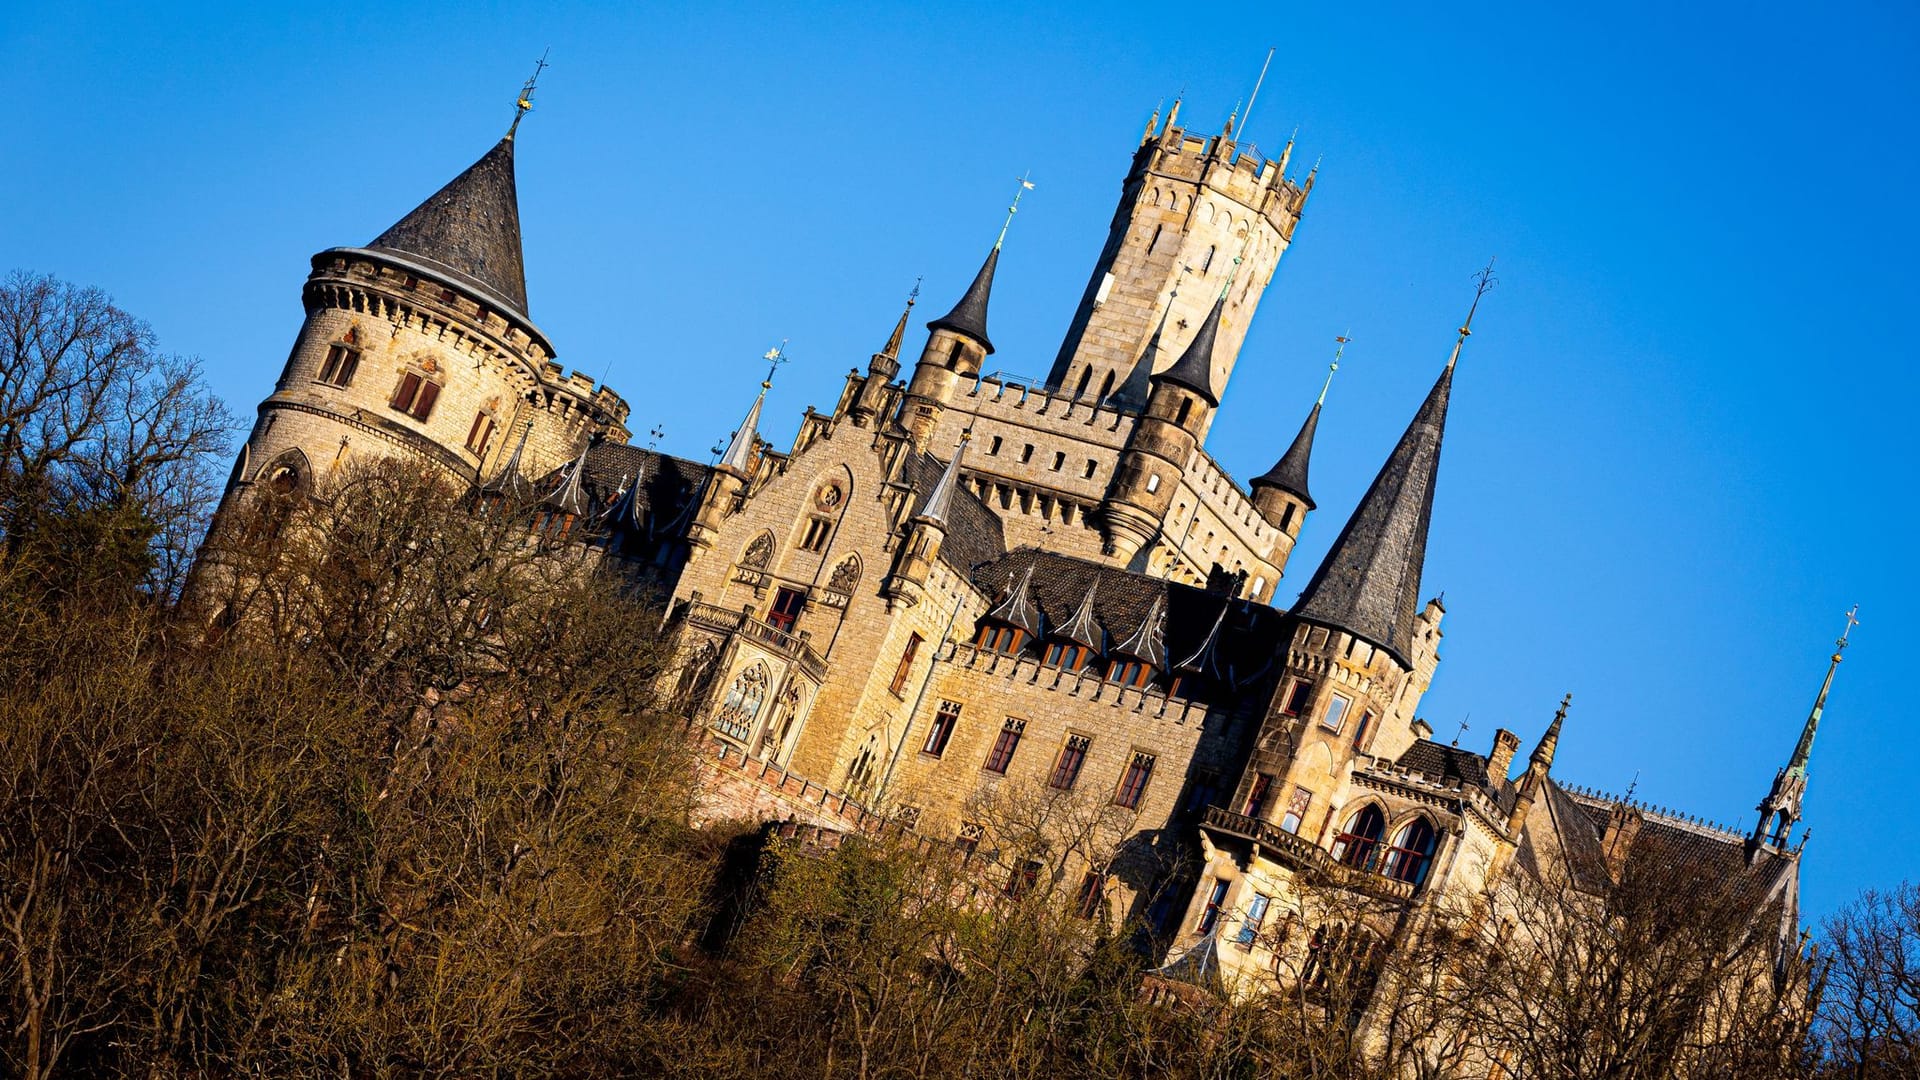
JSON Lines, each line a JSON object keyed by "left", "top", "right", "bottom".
{"left": 682, "top": 600, "right": 829, "bottom": 681}
{"left": 1201, "top": 805, "right": 1418, "bottom": 903}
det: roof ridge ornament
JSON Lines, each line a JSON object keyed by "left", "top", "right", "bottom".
{"left": 507, "top": 48, "right": 551, "bottom": 140}
{"left": 1056, "top": 577, "right": 1104, "bottom": 650}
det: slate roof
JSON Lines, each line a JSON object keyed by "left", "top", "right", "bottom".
{"left": 968, "top": 548, "right": 1287, "bottom": 686}
{"left": 529, "top": 442, "right": 710, "bottom": 540}
{"left": 1153, "top": 296, "right": 1224, "bottom": 406}
{"left": 1289, "top": 364, "right": 1453, "bottom": 667}
{"left": 898, "top": 450, "right": 1005, "bottom": 574}
{"left": 366, "top": 137, "right": 531, "bottom": 320}
{"left": 927, "top": 247, "right": 998, "bottom": 354}
{"left": 1252, "top": 400, "right": 1320, "bottom": 509}
{"left": 1393, "top": 740, "right": 1518, "bottom": 816}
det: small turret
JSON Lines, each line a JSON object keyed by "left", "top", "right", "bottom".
{"left": 1507, "top": 694, "right": 1570, "bottom": 835}
{"left": 1099, "top": 299, "right": 1225, "bottom": 564}
{"left": 1252, "top": 341, "right": 1340, "bottom": 548}
{"left": 851, "top": 287, "right": 917, "bottom": 428}
{"left": 904, "top": 247, "right": 998, "bottom": 449}
{"left": 884, "top": 432, "right": 968, "bottom": 609}
{"left": 689, "top": 359, "right": 778, "bottom": 558}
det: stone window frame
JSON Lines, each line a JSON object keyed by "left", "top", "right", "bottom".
{"left": 922, "top": 699, "right": 961, "bottom": 758}
{"left": 1112, "top": 749, "right": 1157, "bottom": 810}
{"left": 1048, "top": 732, "right": 1093, "bottom": 791}
{"left": 316, "top": 326, "right": 362, "bottom": 388}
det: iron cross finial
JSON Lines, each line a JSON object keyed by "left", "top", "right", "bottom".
{"left": 508, "top": 48, "right": 551, "bottom": 139}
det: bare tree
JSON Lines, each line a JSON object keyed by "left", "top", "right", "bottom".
{"left": 0, "top": 271, "right": 232, "bottom": 599}
{"left": 1818, "top": 883, "right": 1920, "bottom": 1078}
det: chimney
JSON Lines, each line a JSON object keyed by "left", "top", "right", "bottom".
{"left": 1488, "top": 728, "right": 1521, "bottom": 781}
{"left": 1411, "top": 718, "right": 1434, "bottom": 741}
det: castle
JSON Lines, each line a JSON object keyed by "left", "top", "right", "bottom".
{"left": 202, "top": 86, "right": 1834, "bottom": 1017}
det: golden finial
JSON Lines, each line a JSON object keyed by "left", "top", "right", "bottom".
{"left": 507, "top": 48, "right": 551, "bottom": 140}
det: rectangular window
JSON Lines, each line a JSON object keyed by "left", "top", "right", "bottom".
{"left": 1183, "top": 769, "right": 1221, "bottom": 814}
{"left": 1107, "top": 659, "right": 1152, "bottom": 687}
{"left": 1283, "top": 679, "right": 1315, "bottom": 716}
{"left": 983, "top": 717, "right": 1024, "bottom": 773}
{"left": 1114, "top": 751, "right": 1156, "bottom": 810}
{"left": 1235, "top": 893, "right": 1271, "bottom": 946}
{"left": 1074, "top": 871, "right": 1105, "bottom": 919}
{"left": 465, "top": 412, "right": 495, "bottom": 457}
{"left": 1197, "top": 879, "right": 1229, "bottom": 933}
{"left": 924, "top": 700, "right": 961, "bottom": 757}
{"left": 1049, "top": 734, "right": 1091, "bottom": 790}
{"left": 1043, "top": 642, "right": 1088, "bottom": 671}
{"left": 1322, "top": 692, "right": 1353, "bottom": 734}
{"left": 1280, "top": 786, "right": 1313, "bottom": 834}
{"left": 1353, "top": 710, "right": 1374, "bottom": 749}
{"left": 801, "top": 517, "right": 832, "bottom": 552}
{"left": 318, "top": 344, "right": 360, "bottom": 387}
{"left": 1243, "top": 772, "right": 1274, "bottom": 819}
{"left": 1006, "top": 859, "right": 1041, "bottom": 899}
{"left": 889, "top": 633, "right": 922, "bottom": 696}
{"left": 989, "top": 435, "right": 1003, "bottom": 455}
{"left": 391, "top": 372, "right": 440, "bottom": 421}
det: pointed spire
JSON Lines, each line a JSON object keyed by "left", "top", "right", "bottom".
{"left": 717, "top": 382, "right": 768, "bottom": 477}
{"left": 917, "top": 431, "right": 969, "bottom": 528}
{"left": 1290, "top": 310, "right": 1470, "bottom": 667}
{"left": 1254, "top": 336, "right": 1341, "bottom": 511}
{"left": 927, "top": 247, "right": 999, "bottom": 354}
{"left": 480, "top": 421, "right": 536, "bottom": 501}
{"left": 1532, "top": 693, "right": 1571, "bottom": 771}
{"left": 601, "top": 455, "right": 652, "bottom": 533}
{"left": 544, "top": 440, "right": 592, "bottom": 517}
{"left": 1153, "top": 295, "right": 1225, "bottom": 406}
{"left": 369, "top": 136, "right": 530, "bottom": 317}
{"left": 1753, "top": 608, "right": 1858, "bottom": 847}
{"left": 1056, "top": 578, "right": 1104, "bottom": 650}
{"left": 878, "top": 282, "right": 919, "bottom": 364}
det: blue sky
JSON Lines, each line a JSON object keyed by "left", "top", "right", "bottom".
{"left": 5, "top": 2, "right": 1915, "bottom": 919}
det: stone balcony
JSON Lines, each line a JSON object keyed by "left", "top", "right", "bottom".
{"left": 1201, "top": 805, "right": 1418, "bottom": 903}
{"left": 681, "top": 600, "right": 829, "bottom": 682}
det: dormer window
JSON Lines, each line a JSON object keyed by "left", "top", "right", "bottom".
{"left": 1106, "top": 658, "right": 1153, "bottom": 688}
{"left": 1042, "top": 641, "right": 1091, "bottom": 671}
{"left": 974, "top": 622, "right": 1027, "bottom": 654}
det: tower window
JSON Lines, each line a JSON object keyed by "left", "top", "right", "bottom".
{"left": 1084, "top": 459, "right": 1097, "bottom": 479}
{"left": 947, "top": 340, "right": 965, "bottom": 370}
{"left": 390, "top": 372, "right": 441, "bottom": 421}
{"left": 800, "top": 517, "right": 832, "bottom": 552}
{"left": 1051, "top": 451, "right": 1066, "bottom": 472}
{"left": 923, "top": 700, "right": 961, "bottom": 758}
{"left": 1202, "top": 245, "right": 1216, "bottom": 273}
{"left": 1147, "top": 223, "right": 1163, "bottom": 253}
{"left": 1176, "top": 398, "right": 1193, "bottom": 426}
{"left": 1280, "top": 786, "right": 1313, "bottom": 834}
{"left": 318, "top": 343, "right": 360, "bottom": 387}
{"left": 1097, "top": 370, "right": 1115, "bottom": 401}
{"left": 1242, "top": 772, "right": 1273, "bottom": 819}
{"left": 1196, "top": 879, "right": 1229, "bottom": 933}
{"left": 1049, "top": 734, "right": 1091, "bottom": 790}
{"left": 1235, "top": 892, "right": 1270, "bottom": 946}
{"left": 988, "top": 435, "right": 1003, "bottom": 456}
{"left": 1283, "top": 679, "right": 1315, "bottom": 716}
{"left": 1279, "top": 503, "right": 1297, "bottom": 531}
{"left": 465, "top": 412, "right": 496, "bottom": 457}
{"left": 1020, "top": 444, "right": 1035, "bottom": 464}
{"left": 1145, "top": 473, "right": 1161, "bottom": 494}
{"left": 1322, "top": 692, "right": 1353, "bottom": 734}
{"left": 1074, "top": 366, "right": 1093, "bottom": 398}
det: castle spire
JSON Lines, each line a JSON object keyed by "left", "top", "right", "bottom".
{"left": 1152, "top": 295, "right": 1225, "bottom": 406}
{"left": 927, "top": 248, "right": 1000, "bottom": 355}
{"left": 916, "top": 430, "right": 969, "bottom": 528}
{"left": 368, "top": 135, "right": 531, "bottom": 318}
{"left": 1532, "top": 693, "right": 1571, "bottom": 771}
{"left": 879, "top": 281, "right": 920, "bottom": 363}
{"left": 1251, "top": 336, "right": 1344, "bottom": 509}
{"left": 1290, "top": 279, "right": 1486, "bottom": 667}
{"left": 718, "top": 345, "right": 785, "bottom": 476}
{"left": 1753, "top": 607, "right": 1859, "bottom": 847}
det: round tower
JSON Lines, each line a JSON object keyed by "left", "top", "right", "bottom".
{"left": 903, "top": 247, "right": 996, "bottom": 449}
{"left": 1098, "top": 298, "right": 1222, "bottom": 563}
{"left": 209, "top": 124, "right": 629, "bottom": 554}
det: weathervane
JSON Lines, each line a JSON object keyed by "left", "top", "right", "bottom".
{"left": 995, "top": 173, "right": 1036, "bottom": 249}
{"left": 507, "top": 48, "right": 551, "bottom": 139}
{"left": 1838, "top": 604, "right": 1860, "bottom": 649}
{"left": 1320, "top": 333, "right": 1350, "bottom": 405}
{"left": 1446, "top": 257, "right": 1499, "bottom": 371}
{"left": 761, "top": 339, "right": 790, "bottom": 387}
{"left": 648, "top": 424, "right": 666, "bottom": 451}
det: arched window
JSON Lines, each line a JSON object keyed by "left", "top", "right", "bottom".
{"left": 1330, "top": 804, "right": 1386, "bottom": 871}
{"left": 1074, "top": 366, "right": 1093, "bottom": 398}
{"left": 714, "top": 663, "right": 769, "bottom": 743}
{"left": 1383, "top": 817, "right": 1439, "bottom": 886}
{"left": 1097, "top": 370, "right": 1116, "bottom": 402}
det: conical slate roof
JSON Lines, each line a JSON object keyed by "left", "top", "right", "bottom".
{"left": 1290, "top": 363, "right": 1454, "bottom": 668}
{"left": 369, "top": 136, "right": 530, "bottom": 317}
{"left": 1153, "top": 296, "right": 1224, "bottom": 406}
{"left": 916, "top": 434, "right": 969, "bottom": 528}
{"left": 1252, "top": 401, "right": 1320, "bottom": 509}
{"left": 927, "top": 247, "right": 998, "bottom": 354}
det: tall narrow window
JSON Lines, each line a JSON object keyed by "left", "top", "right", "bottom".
{"left": 800, "top": 517, "right": 832, "bottom": 552}
{"left": 923, "top": 700, "right": 961, "bottom": 757}
{"left": 1049, "top": 734, "right": 1091, "bottom": 790}
{"left": 983, "top": 718, "right": 1025, "bottom": 773}
{"left": 1074, "top": 366, "right": 1093, "bottom": 398}
{"left": 1352, "top": 711, "right": 1375, "bottom": 750}
{"left": 989, "top": 435, "right": 1003, "bottom": 455}
{"left": 1176, "top": 398, "right": 1193, "bottom": 426}
{"left": 1074, "top": 871, "right": 1105, "bottom": 919}
{"left": 318, "top": 343, "right": 360, "bottom": 387}
{"left": 889, "top": 633, "right": 923, "bottom": 696}
{"left": 1097, "top": 370, "right": 1115, "bottom": 401}
{"left": 391, "top": 372, "right": 441, "bottom": 421}
{"left": 1235, "top": 893, "right": 1270, "bottom": 946}
{"left": 1279, "top": 502, "right": 1297, "bottom": 532}
{"left": 1332, "top": 805, "right": 1387, "bottom": 871}
{"left": 1020, "top": 444, "right": 1035, "bottom": 464}
{"left": 1114, "top": 751, "right": 1156, "bottom": 809}
{"left": 1197, "top": 879, "right": 1229, "bottom": 933}
{"left": 465, "top": 412, "right": 496, "bottom": 457}
{"left": 1242, "top": 772, "right": 1274, "bottom": 819}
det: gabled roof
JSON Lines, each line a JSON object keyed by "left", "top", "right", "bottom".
{"left": 1289, "top": 364, "right": 1453, "bottom": 667}
{"left": 1252, "top": 400, "right": 1320, "bottom": 509}
{"left": 927, "top": 247, "right": 999, "bottom": 354}
{"left": 1152, "top": 296, "right": 1224, "bottom": 406}
{"left": 368, "top": 136, "right": 531, "bottom": 318}
{"left": 985, "top": 565, "right": 1043, "bottom": 637}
